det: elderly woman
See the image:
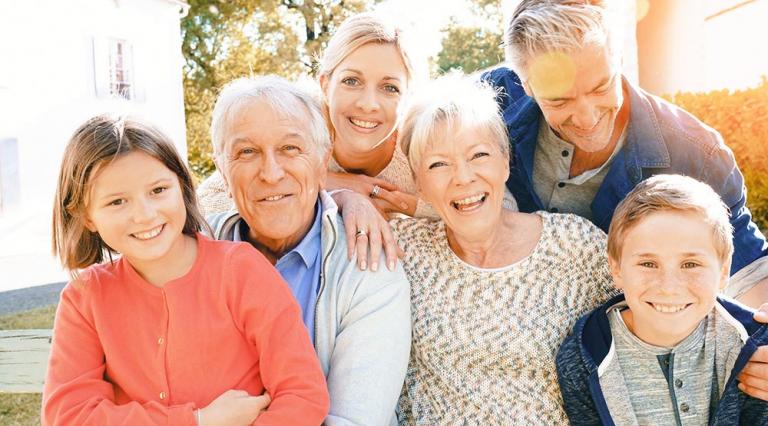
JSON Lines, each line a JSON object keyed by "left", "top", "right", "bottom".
{"left": 392, "top": 74, "right": 616, "bottom": 424}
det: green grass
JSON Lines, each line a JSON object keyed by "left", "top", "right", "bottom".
{"left": 0, "top": 394, "right": 42, "bottom": 426}
{"left": 0, "top": 305, "right": 56, "bottom": 425}
{"left": 0, "top": 305, "right": 57, "bottom": 330}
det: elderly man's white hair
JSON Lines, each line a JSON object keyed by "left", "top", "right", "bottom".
{"left": 210, "top": 75, "right": 331, "bottom": 161}
{"left": 399, "top": 72, "right": 509, "bottom": 176}
{"left": 504, "top": 0, "right": 620, "bottom": 79}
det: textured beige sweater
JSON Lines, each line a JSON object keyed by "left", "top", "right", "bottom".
{"left": 392, "top": 212, "right": 616, "bottom": 424}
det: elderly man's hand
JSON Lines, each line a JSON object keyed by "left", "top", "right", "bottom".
{"left": 332, "top": 190, "right": 403, "bottom": 272}
{"left": 738, "top": 303, "right": 768, "bottom": 400}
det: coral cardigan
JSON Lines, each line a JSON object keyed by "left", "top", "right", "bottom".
{"left": 42, "top": 234, "right": 329, "bottom": 425}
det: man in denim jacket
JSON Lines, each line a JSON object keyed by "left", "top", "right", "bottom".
{"left": 481, "top": 0, "right": 768, "bottom": 401}
{"left": 483, "top": 0, "right": 768, "bottom": 307}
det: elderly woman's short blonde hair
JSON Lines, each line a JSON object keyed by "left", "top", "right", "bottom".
{"left": 316, "top": 12, "right": 425, "bottom": 84}
{"left": 607, "top": 174, "right": 734, "bottom": 266}
{"left": 399, "top": 73, "right": 510, "bottom": 176}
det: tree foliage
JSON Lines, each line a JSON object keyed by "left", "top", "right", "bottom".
{"left": 665, "top": 78, "right": 768, "bottom": 232}
{"left": 182, "top": 0, "right": 370, "bottom": 180}
{"left": 436, "top": 0, "right": 504, "bottom": 75}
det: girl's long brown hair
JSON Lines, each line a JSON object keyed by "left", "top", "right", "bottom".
{"left": 52, "top": 115, "right": 209, "bottom": 276}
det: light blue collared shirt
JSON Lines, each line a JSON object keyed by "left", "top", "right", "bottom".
{"left": 234, "top": 202, "right": 323, "bottom": 343}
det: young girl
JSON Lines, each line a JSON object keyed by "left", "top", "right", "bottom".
{"left": 44, "top": 115, "right": 329, "bottom": 425}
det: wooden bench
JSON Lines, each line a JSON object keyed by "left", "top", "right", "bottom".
{"left": 0, "top": 329, "right": 52, "bottom": 393}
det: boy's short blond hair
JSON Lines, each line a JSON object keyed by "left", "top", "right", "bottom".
{"left": 607, "top": 174, "right": 734, "bottom": 265}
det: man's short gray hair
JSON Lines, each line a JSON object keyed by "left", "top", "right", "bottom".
{"left": 210, "top": 75, "right": 331, "bottom": 160}
{"left": 399, "top": 73, "right": 509, "bottom": 177}
{"left": 504, "top": 0, "right": 619, "bottom": 78}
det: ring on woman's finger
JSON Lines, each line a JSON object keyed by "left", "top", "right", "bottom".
{"left": 355, "top": 229, "right": 367, "bottom": 238}
{"left": 369, "top": 184, "right": 381, "bottom": 198}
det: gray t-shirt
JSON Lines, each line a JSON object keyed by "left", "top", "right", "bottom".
{"left": 600, "top": 302, "right": 743, "bottom": 425}
{"left": 532, "top": 120, "right": 625, "bottom": 220}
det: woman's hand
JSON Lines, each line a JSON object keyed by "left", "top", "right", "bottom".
{"left": 327, "top": 172, "right": 414, "bottom": 216}
{"left": 198, "top": 390, "right": 271, "bottom": 426}
{"left": 372, "top": 191, "right": 418, "bottom": 217}
{"left": 332, "top": 190, "right": 402, "bottom": 272}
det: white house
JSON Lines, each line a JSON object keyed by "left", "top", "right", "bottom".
{"left": 0, "top": 0, "right": 189, "bottom": 291}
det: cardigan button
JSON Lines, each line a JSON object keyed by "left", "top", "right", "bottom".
{"left": 159, "top": 391, "right": 167, "bottom": 400}
{"left": 675, "top": 378, "right": 683, "bottom": 388}
{"left": 680, "top": 402, "right": 689, "bottom": 413}
{"left": 561, "top": 150, "right": 569, "bottom": 157}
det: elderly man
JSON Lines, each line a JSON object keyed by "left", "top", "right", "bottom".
{"left": 483, "top": 0, "right": 768, "bottom": 399}
{"left": 205, "top": 76, "right": 410, "bottom": 425}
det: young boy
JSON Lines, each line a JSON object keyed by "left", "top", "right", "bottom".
{"left": 556, "top": 174, "right": 768, "bottom": 425}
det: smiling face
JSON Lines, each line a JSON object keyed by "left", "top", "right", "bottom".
{"left": 321, "top": 42, "right": 408, "bottom": 154}
{"left": 218, "top": 100, "right": 326, "bottom": 254}
{"left": 85, "top": 151, "right": 188, "bottom": 274}
{"left": 526, "top": 43, "right": 624, "bottom": 153}
{"left": 414, "top": 122, "right": 509, "bottom": 241}
{"left": 609, "top": 210, "right": 729, "bottom": 347}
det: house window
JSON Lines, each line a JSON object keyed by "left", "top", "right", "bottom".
{"left": 108, "top": 39, "right": 133, "bottom": 100}
{"left": 93, "top": 37, "right": 135, "bottom": 100}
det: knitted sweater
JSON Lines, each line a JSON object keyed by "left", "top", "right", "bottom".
{"left": 42, "top": 235, "right": 329, "bottom": 425}
{"left": 392, "top": 212, "right": 616, "bottom": 424}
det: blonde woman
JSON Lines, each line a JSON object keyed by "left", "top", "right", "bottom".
{"left": 197, "top": 13, "right": 416, "bottom": 270}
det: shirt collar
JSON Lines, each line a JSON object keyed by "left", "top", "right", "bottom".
{"left": 286, "top": 201, "right": 323, "bottom": 268}
{"left": 234, "top": 200, "right": 323, "bottom": 268}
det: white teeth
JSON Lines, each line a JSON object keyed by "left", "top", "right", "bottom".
{"left": 651, "top": 303, "right": 688, "bottom": 313}
{"left": 133, "top": 225, "right": 163, "bottom": 240}
{"left": 264, "top": 195, "right": 286, "bottom": 201}
{"left": 454, "top": 193, "right": 485, "bottom": 206}
{"left": 350, "top": 118, "right": 378, "bottom": 129}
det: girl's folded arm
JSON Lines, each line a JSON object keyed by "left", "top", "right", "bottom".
{"left": 227, "top": 246, "right": 330, "bottom": 425}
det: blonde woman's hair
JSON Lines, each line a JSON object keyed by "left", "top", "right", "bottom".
{"left": 607, "top": 174, "right": 734, "bottom": 266}
{"left": 504, "top": 0, "right": 619, "bottom": 79}
{"left": 52, "top": 115, "right": 208, "bottom": 275}
{"left": 399, "top": 73, "right": 509, "bottom": 177}
{"left": 317, "top": 11, "right": 424, "bottom": 84}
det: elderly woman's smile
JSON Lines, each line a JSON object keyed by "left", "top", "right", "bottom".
{"left": 450, "top": 192, "right": 488, "bottom": 212}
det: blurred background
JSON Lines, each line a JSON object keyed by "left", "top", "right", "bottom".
{"left": 0, "top": 0, "right": 766, "bottom": 422}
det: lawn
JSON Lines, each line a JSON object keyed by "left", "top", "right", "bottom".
{"left": 0, "top": 304, "right": 56, "bottom": 426}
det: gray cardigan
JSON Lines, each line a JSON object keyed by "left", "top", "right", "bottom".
{"left": 207, "top": 191, "right": 411, "bottom": 425}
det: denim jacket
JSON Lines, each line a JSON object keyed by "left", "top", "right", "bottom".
{"left": 555, "top": 294, "right": 768, "bottom": 425}
{"left": 481, "top": 66, "right": 768, "bottom": 274}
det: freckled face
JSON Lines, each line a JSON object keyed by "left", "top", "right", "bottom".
{"left": 219, "top": 100, "right": 326, "bottom": 251}
{"left": 610, "top": 210, "right": 729, "bottom": 347}
{"left": 321, "top": 42, "right": 409, "bottom": 154}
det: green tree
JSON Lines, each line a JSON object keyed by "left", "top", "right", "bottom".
{"left": 436, "top": 0, "right": 504, "bottom": 75}
{"left": 182, "top": 0, "right": 371, "bottom": 180}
